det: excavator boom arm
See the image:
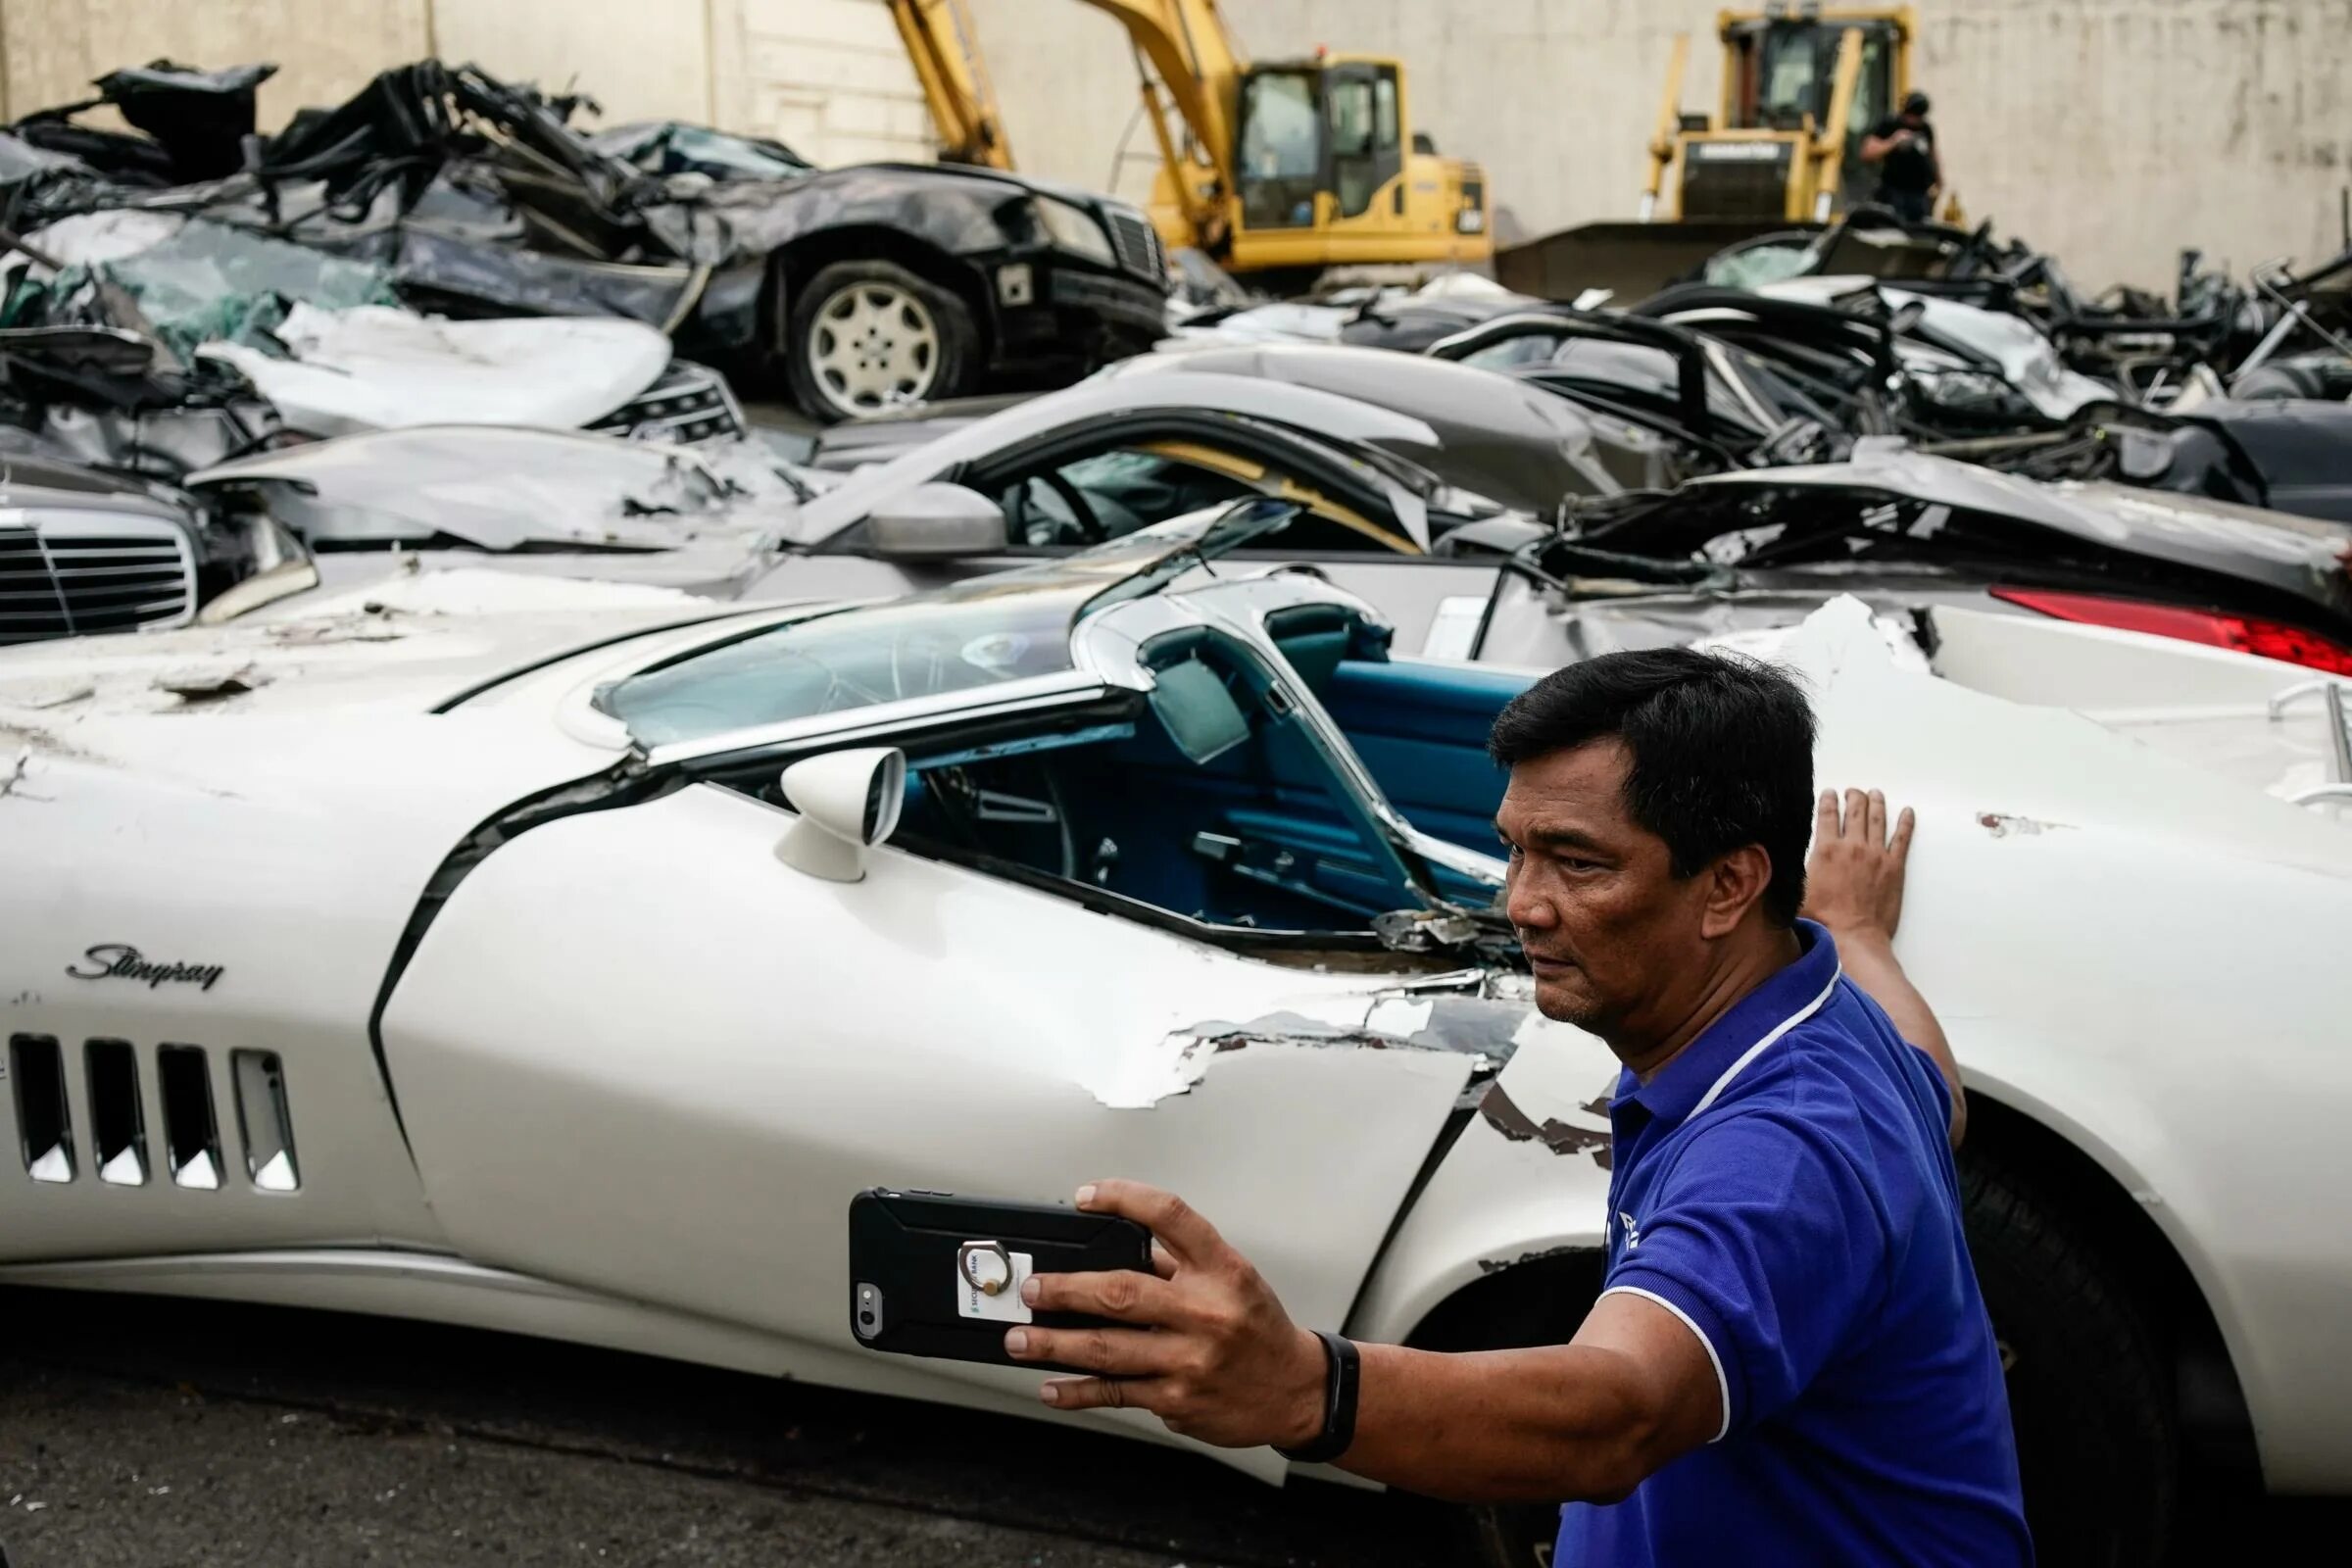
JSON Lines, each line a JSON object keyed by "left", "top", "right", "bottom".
{"left": 1073, "top": 0, "right": 1245, "bottom": 176}
{"left": 891, "top": 0, "right": 1240, "bottom": 234}
{"left": 889, "top": 0, "right": 1015, "bottom": 169}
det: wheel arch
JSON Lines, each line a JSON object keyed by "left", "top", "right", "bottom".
{"left": 765, "top": 227, "right": 994, "bottom": 362}
{"left": 1961, "top": 1089, "right": 2260, "bottom": 1479}
{"left": 1389, "top": 1087, "right": 2262, "bottom": 1482}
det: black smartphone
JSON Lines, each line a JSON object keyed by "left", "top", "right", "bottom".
{"left": 848, "top": 1188, "right": 1155, "bottom": 1369}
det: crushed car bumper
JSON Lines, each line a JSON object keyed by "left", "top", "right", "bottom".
{"left": 986, "top": 258, "right": 1168, "bottom": 376}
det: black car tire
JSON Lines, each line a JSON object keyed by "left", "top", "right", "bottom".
{"left": 783, "top": 260, "right": 977, "bottom": 424}
{"left": 1962, "top": 1148, "right": 2176, "bottom": 1568}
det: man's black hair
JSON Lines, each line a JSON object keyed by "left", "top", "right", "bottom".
{"left": 1488, "top": 648, "right": 1817, "bottom": 926}
{"left": 1902, "top": 90, "right": 1932, "bottom": 116}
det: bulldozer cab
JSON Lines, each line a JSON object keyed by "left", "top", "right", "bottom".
{"left": 1494, "top": 5, "right": 1918, "bottom": 306}
{"left": 1723, "top": 12, "right": 1903, "bottom": 207}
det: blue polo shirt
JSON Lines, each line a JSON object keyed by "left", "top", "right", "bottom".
{"left": 1555, "top": 922, "right": 2032, "bottom": 1567}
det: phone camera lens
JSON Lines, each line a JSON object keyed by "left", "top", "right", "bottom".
{"left": 858, "top": 1310, "right": 876, "bottom": 1326}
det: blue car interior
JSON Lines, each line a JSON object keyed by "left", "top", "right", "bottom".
{"left": 887, "top": 604, "right": 1532, "bottom": 935}
{"left": 1262, "top": 604, "right": 1534, "bottom": 858}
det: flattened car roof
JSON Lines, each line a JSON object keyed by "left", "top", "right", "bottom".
{"left": 1686, "top": 445, "right": 2352, "bottom": 611}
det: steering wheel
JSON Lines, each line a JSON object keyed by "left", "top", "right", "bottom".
{"left": 1039, "top": 469, "right": 1106, "bottom": 545}
{"left": 1005, "top": 472, "right": 1107, "bottom": 547}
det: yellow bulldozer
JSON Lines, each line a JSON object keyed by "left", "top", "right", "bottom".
{"left": 1499, "top": 4, "right": 1953, "bottom": 303}
{"left": 891, "top": 0, "right": 1491, "bottom": 286}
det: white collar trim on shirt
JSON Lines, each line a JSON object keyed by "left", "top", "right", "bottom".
{"left": 1685, "top": 967, "right": 1842, "bottom": 1121}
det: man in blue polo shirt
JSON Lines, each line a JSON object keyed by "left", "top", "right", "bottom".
{"left": 1009, "top": 649, "right": 2031, "bottom": 1566}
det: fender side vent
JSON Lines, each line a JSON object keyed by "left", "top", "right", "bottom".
{"left": 230, "top": 1050, "right": 298, "bottom": 1193}
{"left": 84, "top": 1038, "right": 147, "bottom": 1186}
{"left": 157, "top": 1045, "right": 221, "bottom": 1191}
{"left": 9, "top": 1034, "right": 73, "bottom": 1182}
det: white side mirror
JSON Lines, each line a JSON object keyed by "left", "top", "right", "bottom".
{"left": 774, "top": 747, "right": 906, "bottom": 883}
{"left": 867, "top": 482, "right": 1010, "bottom": 559}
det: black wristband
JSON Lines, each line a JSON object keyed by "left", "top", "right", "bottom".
{"left": 1275, "top": 1331, "right": 1359, "bottom": 1465}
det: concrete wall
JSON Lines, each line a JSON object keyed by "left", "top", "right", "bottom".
{"left": 0, "top": 0, "right": 429, "bottom": 129}
{"left": 432, "top": 0, "right": 711, "bottom": 125}
{"left": 710, "top": 0, "right": 938, "bottom": 167}
{"left": 965, "top": 0, "right": 2352, "bottom": 289}
{"left": 0, "top": 0, "right": 929, "bottom": 170}
{"left": 7, "top": 0, "right": 2347, "bottom": 288}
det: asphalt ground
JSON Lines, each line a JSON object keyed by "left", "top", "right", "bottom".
{"left": 0, "top": 1288, "right": 1462, "bottom": 1568}
{"left": 5, "top": 1286, "right": 2348, "bottom": 1567}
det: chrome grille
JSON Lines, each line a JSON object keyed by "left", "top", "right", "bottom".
{"left": 0, "top": 512, "right": 196, "bottom": 645}
{"left": 1103, "top": 206, "right": 1165, "bottom": 281}
{"left": 589, "top": 359, "right": 747, "bottom": 447}
{"left": 1681, "top": 142, "right": 1796, "bottom": 221}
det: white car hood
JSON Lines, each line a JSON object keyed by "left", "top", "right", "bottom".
{"left": 198, "top": 303, "right": 673, "bottom": 436}
{"left": 0, "top": 567, "right": 734, "bottom": 734}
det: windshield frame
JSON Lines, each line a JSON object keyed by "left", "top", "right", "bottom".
{"left": 597, "top": 504, "right": 1297, "bottom": 762}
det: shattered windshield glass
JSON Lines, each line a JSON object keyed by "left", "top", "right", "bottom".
{"left": 587, "top": 122, "right": 815, "bottom": 182}
{"left": 3, "top": 216, "right": 399, "bottom": 358}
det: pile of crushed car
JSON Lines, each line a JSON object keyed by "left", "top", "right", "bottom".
{"left": 2, "top": 57, "right": 2349, "bottom": 1568}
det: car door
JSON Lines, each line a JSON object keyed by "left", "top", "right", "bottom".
{"left": 375, "top": 758, "right": 1477, "bottom": 1451}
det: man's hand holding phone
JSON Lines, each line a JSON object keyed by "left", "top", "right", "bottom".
{"left": 1004, "top": 1178, "right": 1328, "bottom": 1450}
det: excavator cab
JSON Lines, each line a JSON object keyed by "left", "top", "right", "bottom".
{"left": 890, "top": 0, "right": 1488, "bottom": 286}
{"left": 1233, "top": 58, "right": 1408, "bottom": 231}
{"left": 1178, "top": 51, "right": 1486, "bottom": 279}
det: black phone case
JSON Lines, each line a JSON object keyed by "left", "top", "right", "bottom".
{"left": 849, "top": 1189, "right": 1155, "bottom": 1370}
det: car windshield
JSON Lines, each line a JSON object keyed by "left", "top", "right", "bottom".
{"left": 599, "top": 503, "right": 1295, "bottom": 745}
{"left": 598, "top": 590, "right": 1084, "bottom": 746}
{"left": 588, "top": 122, "right": 816, "bottom": 181}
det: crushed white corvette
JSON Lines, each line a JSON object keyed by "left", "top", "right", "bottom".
{"left": 0, "top": 509, "right": 2345, "bottom": 1562}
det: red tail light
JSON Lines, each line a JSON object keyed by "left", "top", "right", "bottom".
{"left": 1989, "top": 586, "right": 2352, "bottom": 676}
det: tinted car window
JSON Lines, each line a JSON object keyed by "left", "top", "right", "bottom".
{"left": 1001, "top": 449, "right": 1260, "bottom": 547}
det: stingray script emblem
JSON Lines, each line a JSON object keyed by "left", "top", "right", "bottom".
{"left": 67, "top": 944, "right": 225, "bottom": 992}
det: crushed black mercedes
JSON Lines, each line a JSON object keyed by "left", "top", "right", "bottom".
{"left": 4, "top": 60, "right": 1172, "bottom": 422}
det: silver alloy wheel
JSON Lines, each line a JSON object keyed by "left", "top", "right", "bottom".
{"left": 807, "top": 279, "right": 942, "bottom": 416}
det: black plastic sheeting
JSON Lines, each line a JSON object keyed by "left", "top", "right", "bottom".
{"left": 11, "top": 61, "right": 273, "bottom": 186}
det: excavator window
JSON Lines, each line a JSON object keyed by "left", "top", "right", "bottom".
{"left": 1239, "top": 69, "right": 1324, "bottom": 230}
{"left": 1328, "top": 63, "right": 1403, "bottom": 220}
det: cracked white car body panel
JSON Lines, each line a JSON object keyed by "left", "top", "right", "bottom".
{"left": 1, "top": 529, "right": 2349, "bottom": 1493}
{"left": 1775, "top": 598, "right": 2352, "bottom": 1488}
{"left": 378, "top": 782, "right": 1481, "bottom": 1476}
{"left": 198, "top": 304, "right": 673, "bottom": 436}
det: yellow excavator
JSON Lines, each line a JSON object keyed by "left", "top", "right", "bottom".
{"left": 1499, "top": 4, "right": 1949, "bottom": 303}
{"left": 890, "top": 0, "right": 1490, "bottom": 285}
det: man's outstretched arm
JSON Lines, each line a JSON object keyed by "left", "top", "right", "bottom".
{"left": 1802, "top": 788, "right": 1965, "bottom": 1148}
{"left": 1004, "top": 1182, "right": 1723, "bottom": 1502}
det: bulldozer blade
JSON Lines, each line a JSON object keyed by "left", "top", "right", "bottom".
{"left": 1495, "top": 219, "right": 1812, "bottom": 305}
